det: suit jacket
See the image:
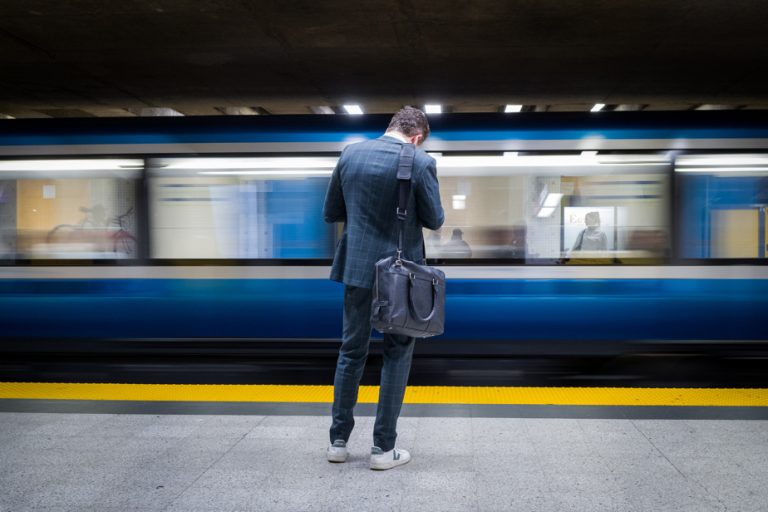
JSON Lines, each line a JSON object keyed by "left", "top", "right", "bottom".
{"left": 323, "top": 135, "right": 445, "bottom": 289}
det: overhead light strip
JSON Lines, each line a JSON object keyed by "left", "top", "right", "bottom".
{"left": 677, "top": 155, "right": 768, "bottom": 167}
{"left": 0, "top": 159, "right": 144, "bottom": 171}
{"left": 199, "top": 170, "right": 333, "bottom": 176}
{"left": 675, "top": 167, "right": 768, "bottom": 173}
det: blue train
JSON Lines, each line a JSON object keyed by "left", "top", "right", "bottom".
{"left": 0, "top": 112, "right": 766, "bottom": 354}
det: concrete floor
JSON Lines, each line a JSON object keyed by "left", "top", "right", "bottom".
{"left": 1, "top": 411, "right": 767, "bottom": 511}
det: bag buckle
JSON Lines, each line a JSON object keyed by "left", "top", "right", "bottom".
{"left": 396, "top": 207, "right": 407, "bottom": 220}
{"left": 395, "top": 249, "right": 403, "bottom": 266}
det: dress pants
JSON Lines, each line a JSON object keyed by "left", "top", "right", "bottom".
{"left": 329, "top": 285, "right": 415, "bottom": 452}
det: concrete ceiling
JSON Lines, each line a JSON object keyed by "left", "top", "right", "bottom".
{"left": 1, "top": 0, "right": 768, "bottom": 118}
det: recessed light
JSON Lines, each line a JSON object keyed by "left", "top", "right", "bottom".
{"left": 542, "top": 193, "right": 563, "bottom": 208}
{"left": 343, "top": 105, "right": 363, "bottom": 115}
{"left": 312, "top": 106, "right": 335, "bottom": 115}
{"left": 537, "top": 207, "right": 556, "bottom": 218}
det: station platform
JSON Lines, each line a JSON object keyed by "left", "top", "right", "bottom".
{"left": 1, "top": 383, "right": 768, "bottom": 511}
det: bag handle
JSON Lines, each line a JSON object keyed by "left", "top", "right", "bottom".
{"left": 407, "top": 273, "right": 439, "bottom": 322}
{"left": 395, "top": 144, "right": 415, "bottom": 263}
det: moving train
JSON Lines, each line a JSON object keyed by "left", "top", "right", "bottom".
{"left": 0, "top": 112, "right": 766, "bottom": 357}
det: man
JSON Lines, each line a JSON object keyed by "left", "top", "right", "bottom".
{"left": 322, "top": 106, "right": 444, "bottom": 470}
{"left": 442, "top": 228, "right": 472, "bottom": 258}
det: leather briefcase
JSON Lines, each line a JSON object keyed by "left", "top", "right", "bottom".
{"left": 371, "top": 143, "right": 445, "bottom": 338}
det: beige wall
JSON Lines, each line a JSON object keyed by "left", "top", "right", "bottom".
{"left": 437, "top": 175, "right": 526, "bottom": 247}
{"left": 17, "top": 179, "right": 91, "bottom": 231}
{"left": 711, "top": 209, "right": 759, "bottom": 258}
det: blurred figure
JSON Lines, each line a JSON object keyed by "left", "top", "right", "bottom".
{"left": 572, "top": 211, "right": 607, "bottom": 251}
{"left": 425, "top": 229, "right": 443, "bottom": 257}
{"left": 443, "top": 228, "right": 472, "bottom": 258}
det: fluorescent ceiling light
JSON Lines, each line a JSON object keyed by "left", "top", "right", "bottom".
{"left": 430, "top": 154, "right": 666, "bottom": 168}
{"left": 675, "top": 167, "right": 768, "bottom": 173}
{"left": 695, "top": 104, "right": 731, "bottom": 111}
{"left": 676, "top": 154, "right": 768, "bottom": 173}
{"left": 199, "top": 170, "right": 332, "bottom": 176}
{"left": 596, "top": 154, "right": 670, "bottom": 164}
{"left": 312, "top": 106, "right": 335, "bottom": 115}
{"left": 537, "top": 207, "right": 556, "bottom": 218}
{"left": 581, "top": 151, "right": 598, "bottom": 157}
{"left": 424, "top": 104, "right": 442, "bottom": 114}
{"left": 590, "top": 103, "right": 605, "bottom": 112}
{"left": 158, "top": 157, "right": 338, "bottom": 170}
{"left": 503, "top": 152, "right": 519, "bottom": 158}
{"left": 504, "top": 104, "right": 523, "bottom": 113}
{"left": 676, "top": 155, "right": 768, "bottom": 167}
{"left": 343, "top": 104, "right": 363, "bottom": 115}
{"left": 0, "top": 159, "right": 144, "bottom": 171}
{"left": 542, "top": 193, "right": 563, "bottom": 208}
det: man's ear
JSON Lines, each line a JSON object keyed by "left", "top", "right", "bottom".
{"left": 412, "top": 134, "right": 424, "bottom": 146}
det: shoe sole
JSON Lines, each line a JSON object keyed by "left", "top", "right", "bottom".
{"left": 370, "top": 457, "right": 411, "bottom": 470}
{"left": 327, "top": 453, "right": 347, "bottom": 463}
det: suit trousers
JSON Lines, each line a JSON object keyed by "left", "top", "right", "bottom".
{"left": 330, "top": 285, "right": 415, "bottom": 452}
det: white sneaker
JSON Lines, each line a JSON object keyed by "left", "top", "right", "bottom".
{"left": 370, "top": 446, "right": 411, "bottom": 470}
{"left": 327, "top": 439, "right": 348, "bottom": 462}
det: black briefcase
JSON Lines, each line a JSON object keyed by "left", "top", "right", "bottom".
{"left": 371, "top": 144, "right": 445, "bottom": 338}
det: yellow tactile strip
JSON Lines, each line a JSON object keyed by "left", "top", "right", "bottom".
{"left": 1, "top": 382, "right": 768, "bottom": 406}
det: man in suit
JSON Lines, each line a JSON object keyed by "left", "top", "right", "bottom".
{"left": 323, "top": 106, "right": 444, "bottom": 470}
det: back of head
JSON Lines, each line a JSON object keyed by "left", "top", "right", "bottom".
{"left": 387, "top": 106, "right": 430, "bottom": 141}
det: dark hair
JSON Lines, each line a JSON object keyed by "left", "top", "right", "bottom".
{"left": 387, "top": 106, "right": 430, "bottom": 141}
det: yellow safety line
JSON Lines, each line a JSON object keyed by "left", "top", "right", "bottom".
{"left": 1, "top": 382, "right": 768, "bottom": 406}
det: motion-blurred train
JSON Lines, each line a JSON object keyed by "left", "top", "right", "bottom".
{"left": 0, "top": 112, "right": 766, "bottom": 355}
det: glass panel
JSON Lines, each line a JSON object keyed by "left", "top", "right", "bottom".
{"left": 147, "top": 154, "right": 671, "bottom": 263}
{"left": 0, "top": 159, "right": 142, "bottom": 260}
{"left": 677, "top": 154, "right": 768, "bottom": 259}
{"left": 426, "top": 153, "right": 671, "bottom": 262}
{"left": 148, "top": 157, "right": 337, "bottom": 259}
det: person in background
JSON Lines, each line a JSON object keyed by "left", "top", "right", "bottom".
{"left": 425, "top": 229, "right": 443, "bottom": 258}
{"left": 442, "top": 228, "right": 472, "bottom": 258}
{"left": 322, "top": 106, "right": 444, "bottom": 470}
{"left": 572, "top": 211, "right": 608, "bottom": 251}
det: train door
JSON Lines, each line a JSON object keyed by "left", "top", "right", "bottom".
{"left": 710, "top": 208, "right": 765, "bottom": 258}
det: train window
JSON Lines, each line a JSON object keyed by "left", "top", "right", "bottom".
{"left": 148, "top": 157, "right": 337, "bottom": 259}
{"left": 677, "top": 154, "right": 768, "bottom": 259}
{"left": 426, "top": 153, "right": 672, "bottom": 262}
{"left": 0, "top": 159, "right": 142, "bottom": 260}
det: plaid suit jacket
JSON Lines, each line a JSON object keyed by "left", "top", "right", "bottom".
{"left": 323, "top": 135, "right": 445, "bottom": 289}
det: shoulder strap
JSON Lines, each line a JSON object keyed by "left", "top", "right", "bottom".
{"left": 395, "top": 144, "right": 415, "bottom": 259}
